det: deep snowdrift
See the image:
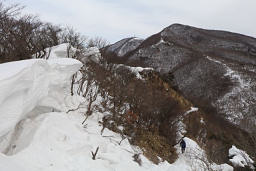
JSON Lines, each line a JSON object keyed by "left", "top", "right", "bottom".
{"left": 34, "top": 43, "right": 77, "bottom": 59}
{"left": 0, "top": 58, "right": 82, "bottom": 151}
{"left": 1, "top": 109, "right": 233, "bottom": 171}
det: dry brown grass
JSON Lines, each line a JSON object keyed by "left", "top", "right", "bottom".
{"left": 133, "top": 130, "right": 178, "bottom": 164}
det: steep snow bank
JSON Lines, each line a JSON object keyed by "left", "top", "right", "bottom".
{"left": 229, "top": 145, "right": 255, "bottom": 169}
{"left": 0, "top": 111, "right": 171, "bottom": 171}
{"left": 0, "top": 110, "right": 233, "bottom": 171}
{"left": 0, "top": 58, "right": 82, "bottom": 150}
{"left": 34, "top": 43, "right": 77, "bottom": 59}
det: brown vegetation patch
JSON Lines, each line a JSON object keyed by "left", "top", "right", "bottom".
{"left": 183, "top": 107, "right": 256, "bottom": 165}
{"left": 133, "top": 130, "right": 177, "bottom": 164}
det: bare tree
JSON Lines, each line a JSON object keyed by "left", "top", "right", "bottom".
{"left": 0, "top": 2, "right": 62, "bottom": 62}
{"left": 87, "top": 36, "right": 109, "bottom": 49}
{"left": 60, "top": 26, "right": 87, "bottom": 51}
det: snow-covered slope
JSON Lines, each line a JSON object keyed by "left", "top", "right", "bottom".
{"left": 0, "top": 110, "right": 233, "bottom": 171}
{"left": 0, "top": 58, "right": 82, "bottom": 152}
{"left": 105, "top": 37, "right": 144, "bottom": 57}
{"left": 104, "top": 24, "right": 256, "bottom": 130}
{"left": 0, "top": 44, "right": 238, "bottom": 171}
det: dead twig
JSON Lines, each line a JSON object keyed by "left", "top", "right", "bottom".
{"left": 66, "top": 103, "right": 85, "bottom": 113}
{"left": 91, "top": 146, "right": 99, "bottom": 160}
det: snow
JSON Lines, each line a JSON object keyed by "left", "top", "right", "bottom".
{"left": 154, "top": 38, "right": 166, "bottom": 47}
{"left": 206, "top": 56, "right": 255, "bottom": 123}
{"left": 128, "top": 66, "right": 153, "bottom": 79}
{"left": 113, "top": 63, "right": 153, "bottom": 79}
{"left": 107, "top": 37, "right": 144, "bottom": 57}
{"left": 229, "top": 145, "right": 255, "bottom": 169}
{"left": 117, "top": 37, "right": 143, "bottom": 57}
{"left": 80, "top": 47, "right": 101, "bottom": 63}
{"left": 172, "top": 137, "right": 233, "bottom": 171}
{"left": 0, "top": 110, "right": 233, "bottom": 171}
{"left": 0, "top": 59, "right": 38, "bottom": 80}
{"left": 0, "top": 153, "right": 27, "bottom": 171}
{"left": 115, "top": 64, "right": 153, "bottom": 79}
{"left": 200, "top": 117, "right": 205, "bottom": 124}
{"left": 107, "top": 38, "right": 131, "bottom": 53}
{"left": 0, "top": 45, "right": 233, "bottom": 171}
{"left": 174, "top": 107, "right": 233, "bottom": 170}
{"left": 34, "top": 43, "right": 77, "bottom": 59}
{"left": 184, "top": 107, "right": 198, "bottom": 115}
{"left": 206, "top": 56, "right": 250, "bottom": 89}
{"left": 0, "top": 58, "right": 82, "bottom": 149}
{"left": 106, "top": 37, "right": 143, "bottom": 57}
{"left": 176, "top": 107, "right": 198, "bottom": 140}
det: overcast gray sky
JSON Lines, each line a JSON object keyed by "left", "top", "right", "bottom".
{"left": 7, "top": 0, "right": 256, "bottom": 43}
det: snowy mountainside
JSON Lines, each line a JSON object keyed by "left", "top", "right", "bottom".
{"left": 0, "top": 44, "right": 241, "bottom": 171}
{"left": 77, "top": 45, "right": 255, "bottom": 170}
{"left": 105, "top": 37, "right": 144, "bottom": 58}
{"left": 103, "top": 24, "right": 256, "bottom": 130}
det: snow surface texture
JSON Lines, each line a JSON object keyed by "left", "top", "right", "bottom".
{"left": 229, "top": 145, "right": 255, "bottom": 169}
{"left": 34, "top": 43, "right": 77, "bottom": 59}
{"left": 0, "top": 111, "right": 233, "bottom": 171}
{"left": 0, "top": 44, "right": 234, "bottom": 171}
{"left": 0, "top": 58, "right": 82, "bottom": 151}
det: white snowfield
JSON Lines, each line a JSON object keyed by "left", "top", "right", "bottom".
{"left": 229, "top": 145, "right": 255, "bottom": 169}
{"left": 0, "top": 44, "right": 238, "bottom": 171}
{"left": 0, "top": 58, "right": 82, "bottom": 148}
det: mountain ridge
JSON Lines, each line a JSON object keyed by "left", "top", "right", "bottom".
{"left": 102, "top": 23, "right": 256, "bottom": 132}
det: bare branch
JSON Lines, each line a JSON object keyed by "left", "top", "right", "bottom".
{"left": 91, "top": 146, "right": 99, "bottom": 160}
